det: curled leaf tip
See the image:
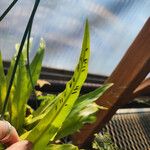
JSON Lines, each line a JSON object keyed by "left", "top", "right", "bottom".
{"left": 30, "top": 37, "right": 33, "bottom": 42}
{"left": 85, "top": 19, "right": 89, "bottom": 30}
{"left": 86, "top": 18, "right": 89, "bottom": 23}
{"left": 15, "top": 43, "right": 20, "bottom": 51}
{"left": 98, "top": 106, "right": 108, "bottom": 110}
{"left": 40, "top": 38, "right": 46, "bottom": 50}
{"left": 104, "top": 83, "right": 114, "bottom": 89}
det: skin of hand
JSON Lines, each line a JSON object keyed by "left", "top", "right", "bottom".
{"left": 0, "top": 121, "right": 32, "bottom": 150}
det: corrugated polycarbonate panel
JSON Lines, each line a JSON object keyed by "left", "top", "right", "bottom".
{"left": 0, "top": 0, "right": 150, "bottom": 76}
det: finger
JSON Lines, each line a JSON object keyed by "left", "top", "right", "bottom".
{"left": 6, "top": 140, "right": 33, "bottom": 150}
{"left": 0, "top": 121, "right": 19, "bottom": 145}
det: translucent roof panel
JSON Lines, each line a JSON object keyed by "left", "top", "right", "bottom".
{"left": 0, "top": 0, "right": 149, "bottom": 76}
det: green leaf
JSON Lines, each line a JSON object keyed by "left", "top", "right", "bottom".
{"left": 28, "top": 38, "right": 45, "bottom": 87}
{"left": 25, "top": 94, "right": 56, "bottom": 129}
{"left": 5, "top": 54, "right": 16, "bottom": 120}
{"left": 32, "top": 94, "right": 56, "bottom": 117}
{"left": 93, "top": 133, "right": 119, "bottom": 150}
{"left": 46, "top": 144, "right": 79, "bottom": 150}
{"left": 15, "top": 38, "right": 33, "bottom": 62}
{"left": 55, "top": 84, "right": 112, "bottom": 139}
{"left": 24, "top": 19, "right": 90, "bottom": 150}
{"left": 74, "top": 83, "right": 113, "bottom": 107}
{"left": 0, "top": 52, "right": 7, "bottom": 111}
{"left": 0, "top": 52, "right": 6, "bottom": 82}
{"left": 10, "top": 53, "right": 28, "bottom": 133}
{"left": 9, "top": 39, "right": 45, "bottom": 133}
{"left": 0, "top": 144, "right": 4, "bottom": 150}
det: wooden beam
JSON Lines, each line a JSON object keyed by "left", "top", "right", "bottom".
{"left": 72, "top": 18, "right": 150, "bottom": 148}
{"left": 133, "top": 77, "right": 150, "bottom": 97}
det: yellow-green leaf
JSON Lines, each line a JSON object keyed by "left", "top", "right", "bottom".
{"left": 46, "top": 144, "right": 78, "bottom": 150}
{"left": 0, "top": 52, "right": 7, "bottom": 111}
{"left": 24, "top": 20, "right": 90, "bottom": 150}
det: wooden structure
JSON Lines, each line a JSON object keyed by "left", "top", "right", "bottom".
{"left": 72, "top": 18, "right": 150, "bottom": 148}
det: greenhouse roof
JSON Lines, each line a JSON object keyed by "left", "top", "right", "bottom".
{"left": 0, "top": 0, "right": 150, "bottom": 76}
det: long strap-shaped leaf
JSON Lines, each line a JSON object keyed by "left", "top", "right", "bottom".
{"left": 1, "top": 0, "right": 41, "bottom": 119}
{"left": 25, "top": 20, "right": 90, "bottom": 150}
{"left": 0, "top": 52, "right": 6, "bottom": 111}
{"left": 46, "top": 144, "right": 78, "bottom": 150}
{"left": 11, "top": 53, "right": 28, "bottom": 133}
{"left": 55, "top": 84, "right": 113, "bottom": 140}
{"left": 10, "top": 39, "right": 45, "bottom": 133}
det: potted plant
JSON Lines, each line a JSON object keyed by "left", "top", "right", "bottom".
{"left": 0, "top": 1, "right": 112, "bottom": 149}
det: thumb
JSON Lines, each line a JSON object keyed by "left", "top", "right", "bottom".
{"left": 6, "top": 140, "right": 33, "bottom": 150}
{"left": 0, "top": 121, "right": 19, "bottom": 146}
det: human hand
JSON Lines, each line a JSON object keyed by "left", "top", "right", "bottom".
{"left": 0, "top": 121, "right": 32, "bottom": 150}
